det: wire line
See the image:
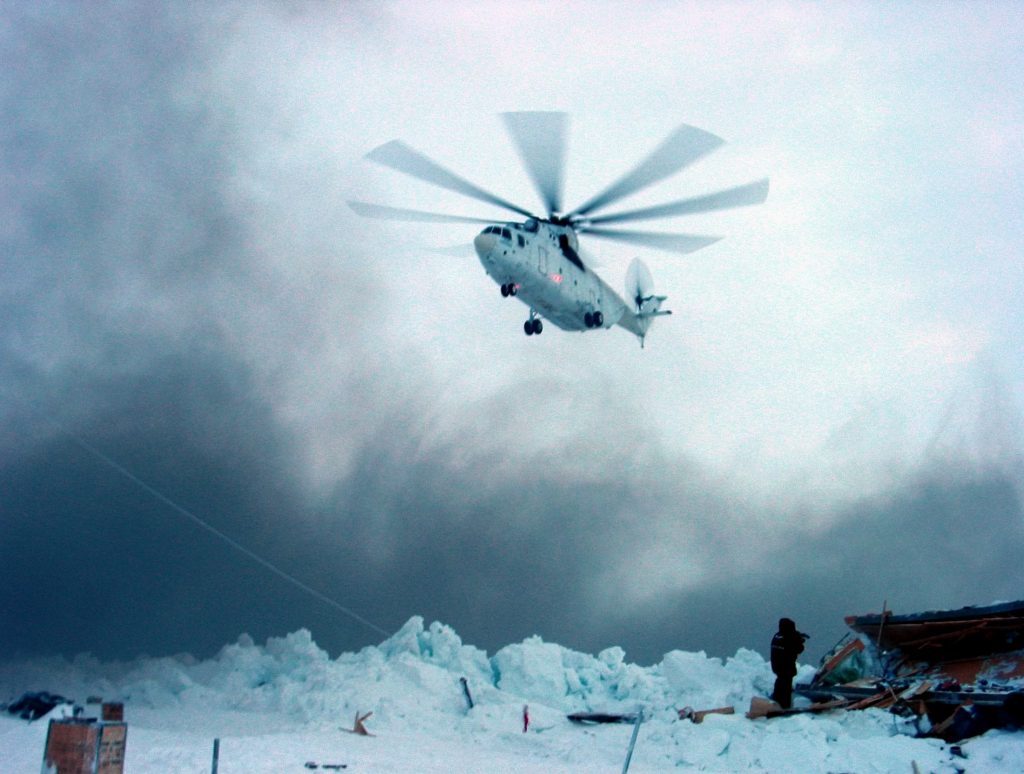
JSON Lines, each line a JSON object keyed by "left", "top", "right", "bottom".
{"left": 57, "top": 426, "right": 390, "bottom": 639}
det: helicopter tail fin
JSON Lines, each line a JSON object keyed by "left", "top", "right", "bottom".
{"left": 618, "top": 258, "right": 671, "bottom": 347}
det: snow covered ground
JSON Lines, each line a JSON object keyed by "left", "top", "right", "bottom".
{"left": 2, "top": 617, "right": 1021, "bottom": 772}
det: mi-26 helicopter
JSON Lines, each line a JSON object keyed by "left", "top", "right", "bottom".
{"left": 348, "top": 112, "right": 767, "bottom": 346}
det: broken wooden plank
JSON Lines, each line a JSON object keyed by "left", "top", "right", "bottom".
{"left": 343, "top": 710, "right": 374, "bottom": 736}
{"left": 678, "top": 705, "right": 735, "bottom": 723}
{"left": 746, "top": 696, "right": 850, "bottom": 719}
{"left": 845, "top": 691, "right": 893, "bottom": 711}
{"left": 928, "top": 702, "right": 971, "bottom": 739}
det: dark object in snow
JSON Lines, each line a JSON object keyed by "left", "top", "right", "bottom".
{"left": 5, "top": 691, "right": 69, "bottom": 720}
{"left": 567, "top": 712, "right": 639, "bottom": 724}
{"left": 797, "top": 599, "right": 1024, "bottom": 742}
{"left": 304, "top": 764, "right": 347, "bottom": 770}
{"left": 460, "top": 676, "right": 474, "bottom": 709}
{"left": 1004, "top": 690, "right": 1024, "bottom": 726}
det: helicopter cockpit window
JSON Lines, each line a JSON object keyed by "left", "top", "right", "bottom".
{"left": 501, "top": 228, "right": 511, "bottom": 240}
{"left": 524, "top": 218, "right": 539, "bottom": 233}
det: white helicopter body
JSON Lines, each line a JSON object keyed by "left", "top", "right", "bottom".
{"left": 474, "top": 219, "right": 666, "bottom": 339}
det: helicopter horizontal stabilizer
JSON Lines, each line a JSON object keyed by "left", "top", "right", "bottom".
{"left": 637, "top": 307, "right": 671, "bottom": 319}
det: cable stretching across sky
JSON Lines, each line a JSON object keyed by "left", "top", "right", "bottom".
{"left": 47, "top": 416, "right": 391, "bottom": 639}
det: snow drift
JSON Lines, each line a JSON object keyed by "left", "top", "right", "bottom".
{"left": 2, "top": 617, "right": 1021, "bottom": 772}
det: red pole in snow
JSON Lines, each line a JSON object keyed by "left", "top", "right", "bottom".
{"left": 523, "top": 705, "right": 530, "bottom": 733}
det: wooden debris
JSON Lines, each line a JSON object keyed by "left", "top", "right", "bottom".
{"left": 846, "top": 691, "right": 893, "bottom": 711}
{"left": 746, "top": 696, "right": 849, "bottom": 720}
{"left": 678, "top": 705, "right": 735, "bottom": 723}
{"left": 344, "top": 710, "right": 374, "bottom": 736}
{"left": 928, "top": 702, "right": 971, "bottom": 740}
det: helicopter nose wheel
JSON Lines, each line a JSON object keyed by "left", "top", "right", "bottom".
{"left": 501, "top": 283, "right": 518, "bottom": 297}
{"left": 523, "top": 311, "right": 543, "bottom": 336}
{"left": 584, "top": 311, "right": 604, "bottom": 328}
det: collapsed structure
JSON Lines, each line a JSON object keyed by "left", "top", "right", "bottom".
{"left": 796, "top": 600, "right": 1024, "bottom": 741}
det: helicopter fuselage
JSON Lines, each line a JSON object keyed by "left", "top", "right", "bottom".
{"left": 473, "top": 218, "right": 628, "bottom": 333}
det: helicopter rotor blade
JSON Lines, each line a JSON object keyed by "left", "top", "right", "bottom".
{"left": 567, "top": 124, "right": 724, "bottom": 219}
{"left": 584, "top": 178, "right": 769, "bottom": 226}
{"left": 501, "top": 111, "right": 568, "bottom": 217}
{"left": 347, "top": 200, "right": 500, "bottom": 225}
{"left": 583, "top": 227, "right": 721, "bottom": 255}
{"left": 366, "top": 140, "right": 535, "bottom": 218}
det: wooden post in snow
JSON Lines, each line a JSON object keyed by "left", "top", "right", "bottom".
{"left": 211, "top": 738, "right": 220, "bottom": 774}
{"left": 877, "top": 599, "right": 888, "bottom": 648}
{"left": 460, "top": 677, "right": 474, "bottom": 710}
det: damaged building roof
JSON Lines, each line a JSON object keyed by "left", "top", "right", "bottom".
{"left": 795, "top": 599, "right": 1024, "bottom": 742}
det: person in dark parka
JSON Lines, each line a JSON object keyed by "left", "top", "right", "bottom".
{"left": 770, "top": 617, "right": 806, "bottom": 709}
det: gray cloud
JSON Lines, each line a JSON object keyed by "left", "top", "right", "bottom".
{"left": 2, "top": 2, "right": 1023, "bottom": 673}
{"left": 594, "top": 467, "right": 1024, "bottom": 663}
{"left": 5, "top": 363, "right": 1021, "bottom": 666}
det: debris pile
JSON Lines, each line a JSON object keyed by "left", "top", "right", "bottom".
{"left": 796, "top": 600, "right": 1024, "bottom": 741}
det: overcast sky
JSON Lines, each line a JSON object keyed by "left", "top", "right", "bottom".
{"left": 2, "top": 1, "right": 1023, "bottom": 667}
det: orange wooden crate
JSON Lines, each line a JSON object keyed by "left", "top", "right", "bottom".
{"left": 43, "top": 719, "right": 127, "bottom": 774}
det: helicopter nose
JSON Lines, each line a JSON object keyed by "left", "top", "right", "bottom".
{"left": 473, "top": 232, "right": 496, "bottom": 258}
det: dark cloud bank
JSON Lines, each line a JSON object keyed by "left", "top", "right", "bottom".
{"left": 2, "top": 4, "right": 1023, "bottom": 669}
{"left": 3, "top": 364, "right": 1023, "bottom": 665}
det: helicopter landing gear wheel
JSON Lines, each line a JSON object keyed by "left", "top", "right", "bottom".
{"left": 584, "top": 312, "right": 593, "bottom": 328}
{"left": 509, "top": 284, "right": 517, "bottom": 296}
{"left": 501, "top": 283, "right": 510, "bottom": 297}
{"left": 593, "top": 311, "right": 604, "bottom": 327}
{"left": 524, "top": 312, "right": 542, "bottom": 336}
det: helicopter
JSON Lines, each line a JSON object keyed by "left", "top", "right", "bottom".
{"left": 348, "top": 112, "right": 767, "bottom": 346}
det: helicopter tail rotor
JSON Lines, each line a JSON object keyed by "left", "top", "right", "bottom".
{"left": 622, "top": 258, "right": 670, "bottom": 346}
